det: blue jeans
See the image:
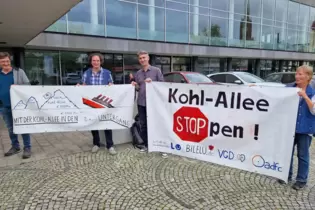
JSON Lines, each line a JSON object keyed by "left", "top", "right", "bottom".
{"left": 2, "top": 107, "right": 31, "bottom": 149}
{"left": 289, "top": 133, "right": 312, "bottom": 183}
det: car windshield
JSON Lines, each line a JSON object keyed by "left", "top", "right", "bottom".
{"left": 235, "top": 72, "right": 264, "bottom": 83}
{"left": 184, "top": 73, "right": 213, "bottom": 83}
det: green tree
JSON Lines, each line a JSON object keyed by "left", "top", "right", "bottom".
{"left": 201, "top": 24, "right": 222, "bottom": 37}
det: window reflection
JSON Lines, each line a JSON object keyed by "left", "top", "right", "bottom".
{"left": 166, "top": 10, "right": 189, "bottom": 43}
{"left": 106, "top": 0, "right": 137, "bottom": 39}
{"left": 138, "top": 5, "right": 165, "bottom": 41}
{"left": 25, "top": 51, "right": 61, "bottom": 85}
{"left": 44, "top": 0, "right": 315, "bottom": 53}
{"left": 67, "top": 0, "right": 105, "bottom": 35}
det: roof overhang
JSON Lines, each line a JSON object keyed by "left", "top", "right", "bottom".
{"left": 0, "top": 0, "right": 81, "bottom": 47}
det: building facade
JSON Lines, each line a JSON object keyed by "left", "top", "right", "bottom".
{"left": 3, "top": 0, "right": 315, "bottom": 86}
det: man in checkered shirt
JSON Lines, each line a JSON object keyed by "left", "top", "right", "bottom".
{"left": 79, "top": 53, "right": 117, "bottom": 155}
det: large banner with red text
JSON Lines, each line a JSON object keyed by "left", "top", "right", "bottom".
{"left": 10, "top": 85, "right": 135, "bottom": 134}
{"left": 146, "top": 82, "right": 299, "bottom": 181}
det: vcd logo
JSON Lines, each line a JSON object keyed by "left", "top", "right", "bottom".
{"left": 171, "top": 143, "right": 181, "bottom": 150}
{"left": 252, "top": 155, "right": 282, "bottom": 172}
{"left": 218, "top": 150, "right": 246, "bottom": 162}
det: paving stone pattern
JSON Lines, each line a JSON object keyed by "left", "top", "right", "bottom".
{"left": 1, "top": 120, "right": 315, "bottom": 209}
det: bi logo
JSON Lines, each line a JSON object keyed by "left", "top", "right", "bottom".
{"left": 171, "top": 143, "right": 181, "bottom": 151}
{"left": 218, "top": 150, "right": 246, "bottom": 162}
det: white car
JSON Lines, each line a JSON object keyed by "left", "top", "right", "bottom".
{"left": 207, "top": 72, "right": 286, "bottom": 87}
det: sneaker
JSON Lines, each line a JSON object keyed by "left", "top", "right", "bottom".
{"left": 140, "top": 147, "right": 148, "bottom": 153}
{"left": 4, "top": 147, "right": 21, "bottom": 157}
{"left": 161, "top": 153, "right": 168, "bottom": 158}
{"left": 292, "top": 181, "right": 307, "bottom": 190}
{"left": 278, "top": 179, "right": 292, "bottom": 185}
{"left": 91, "top": 145, "right": 99, "bottom": 153}
{"left": 22, "top": 148, "right": 31, "bottom": 159}
{"left": 108, "top": 147, "right": 117, "bottom": 155}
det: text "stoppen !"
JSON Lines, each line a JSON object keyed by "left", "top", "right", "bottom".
{"left": 168, "top": 88, "right": 269, "bottom": 112}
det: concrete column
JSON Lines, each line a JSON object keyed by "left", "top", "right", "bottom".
{"left": 12, "top": 47, "right": 25, "bottom": 69}
{"left": 90, "top": 0, "right": 98, "bottom": 32}
{"left": 220, "top": 59, "right": 226, "bottom": 72}
{"left": 254, "top": 59, "right": 261, "bottom": 77}
{"left": 149, "top": 0, "right": 155, "bottom": 31}
{"left": 192, "top": 0, "right": 199, "bottom": 36}
{"left": 227, "top": 58, "right": 232, "bottom": 71}
{"left": 228, "top": 0, "right": 234, "bottom": 40}
{"left": 279, "top": 60, "right": 284, "bottom": 72}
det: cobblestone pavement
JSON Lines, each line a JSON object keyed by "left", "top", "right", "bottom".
{"left": 1, "top": 121, "right": 315, "bottom": 209}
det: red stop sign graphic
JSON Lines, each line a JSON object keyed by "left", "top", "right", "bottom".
{"left": 173, "top": 106, "right": 209, "bottom": 143}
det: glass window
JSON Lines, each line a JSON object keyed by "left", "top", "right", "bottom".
{"left": 248, "top": 0, "right": 261, "bottom": 18}
{"left": 164, "top": 74, "right": 174, "bottom": 82}
{"left": 211, "top": 0, "right": 229, "bottom": 11}
{"left": 189, "top": 0, "right": 209, "bottom": 8}
{"left": 166, "top": 1, "right": 189, "bottom": 11}
{"left": 235, "top": 72, "right": 264, "bottom": 83}
{"left": 231, "top": 59, "right": 248, "bottom": 71}
{"left": 173, "top": 57, "right": 191, "bottom": 64}
{"left": 261, "top": 25, "right": 273, "bottom": 49}
{"left": 275, "top": 0, "right": 287, "bottom": 23}
{"left": 298, "top": 26, "right": 309, "bottom": 52}
{"left": 262, "top": 0, "right": 274, "bottom": 21}
{"left": 299, "top": 4, "right": 309, "bottom": 26}
{"left": 173, "top": 73, "right": 186, "bottom": 83}
{"left": 281, "top": 73, "right": 296, "bottom": 84}
{"left": 106, "top": 0, "right": 137, "bottom": 39}
{"left": 265, "top": 73, "right": 282, "bottom": 83}
{"left": 287, "top": 29, "right": 298, "bottom": 51}
{"left": 103, "top": 54, "right": 124, "bottom": 84}
{"left": 138, "top": 0, "right": 164, "bottom": 7}
{"left": 166, "top": 10, "right": 189, "bottom": 43}
{"left": 25, "top": 51, "right": 61, "bottom": 85}
{"left": 154, "top": 56, "right": 171, "bottom": 73}
{"left": 273, "top": 26, "right": 286, "bottom": 50}
{"left": 173, "top": 57, "right": 191, "bottom": 71}
{"left": 67, "top": 0, "right": 105, "bottom": 36}
{"left": 210, "top": 17, "right": 228, "bottom": 46}
{"left": 190, "top": 14, "right": 210, "bottom": 44}
{"left": 185, "top": 73, "right": 213, "bottom": 83}
{"left": 190, "top": 6, "right": 209, "bottom": 15}
{"left": 138, "top": 5, "right": 165, "bottom": 41}
{"left": 123, "top": 54, "right": 141, "bottom": 84}
{"left": 230, "top": 20, "right": 245, "bottom": 47}
{"left": 287, "top": 1, "right": 298, "bottom": 27}
{"left": 226, "top": 74, "right": 241, "bottom": 83}
{"left": 209, "top": 74, "right": 226, "bottom": 83}
{"left": 46, "top": 15, "right": 67, "bottom": 33}
{"left": 234, "top": 0, "right": 247, "bottom": 15}
{"left": 60, "top": 52, "right": 88, "bottom": 85}
{"left": 245, "top": 23, "right": 261, "bottom": 48}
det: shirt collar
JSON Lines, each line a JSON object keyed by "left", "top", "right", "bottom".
{"left": 0, "top": 68, "right": 13, "bottom": 75}
{"left": 91, "top": 68, "right": 103, "bottom": 75}
{"left": 141, "top": 66, "right": 151, "bottom": 72}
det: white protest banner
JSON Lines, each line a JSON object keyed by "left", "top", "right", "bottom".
{"left": 10, "top": 85, "right": 135, "bottom": 134}
{"left": 147, "top": 82, "right": 299, "bottom": 181}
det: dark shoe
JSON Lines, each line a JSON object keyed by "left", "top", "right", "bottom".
{"left": 278, "top": 179, "right": 292, "bottom": 185}
{"left": 4, "top": 147, "right": 21, "bottom": 157}
{"left": 22, "top": 148, "right": 31, "bottom": 159}
{"left": 292, "top": 181, "right": 306, "bottom": 190}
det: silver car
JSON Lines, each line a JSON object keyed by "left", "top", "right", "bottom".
{"left": 207, "top": 72, "right": 285, "bottom": 87}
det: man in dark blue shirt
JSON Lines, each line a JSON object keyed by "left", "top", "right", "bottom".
{"left": 0, "top": 52, "right": 32, "bottom": 159}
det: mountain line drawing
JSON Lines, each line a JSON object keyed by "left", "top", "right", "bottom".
{"left": 13, "top": 89, "right": 79, "bottom": 110}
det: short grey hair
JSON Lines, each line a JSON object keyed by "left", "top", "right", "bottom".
{"left": 137, "top": 50, "right": 149, "bottom": 57}
{"left": 297, "top": 65, "right": 313, "bottom": 83}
